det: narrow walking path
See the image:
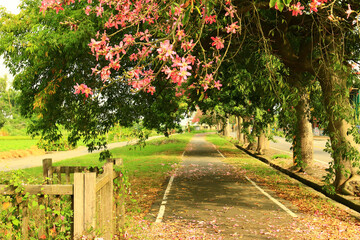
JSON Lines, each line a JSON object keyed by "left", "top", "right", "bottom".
{"left": 152, "top": 134, "right": 299, "bottom": 239}
{"left": 0, "top": 136, "right": 162, "bottom": 171}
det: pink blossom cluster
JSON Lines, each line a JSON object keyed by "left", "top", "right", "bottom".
{"left": 275, "top": 0, "right": 357, "bottom": 20}
{"left": 74, "top": 83, "right": 93, "bottom": 98}
{"left": 40, "top": 0, "right": 255, "bottom": 98}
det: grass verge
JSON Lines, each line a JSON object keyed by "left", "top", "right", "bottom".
{"left": 0, "top": 138, "right": 39, "bottom": 152}
{"left": 206, "top": 134, "right": 360, "bottom": 239}
{"left": 271, "top": 153, "right": 291, "bottom": 160}
{"left": 1, "top": 133, "right": 194, "bottom": 238}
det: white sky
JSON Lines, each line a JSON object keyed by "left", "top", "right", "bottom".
{"left": 0, "top": 0, "right": 21, "bottom": 83}
{"left": 0, "top": 0, "right": 21, "bottom": 14}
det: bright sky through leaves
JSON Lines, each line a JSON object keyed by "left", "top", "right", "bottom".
{"left": 0, "top": 0, "right": 21, "bottom": 14}
{"left": 0, "top": 0, "right": 20, "bottom": 82}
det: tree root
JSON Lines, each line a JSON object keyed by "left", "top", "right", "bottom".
{"left": 341, "top": 175, "right": 360, "bottom": 196}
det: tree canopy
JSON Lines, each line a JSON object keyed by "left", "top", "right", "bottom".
{"left": 1, "top": 0, "right": 360, "bottom": 193}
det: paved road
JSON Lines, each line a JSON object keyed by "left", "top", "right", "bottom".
{"left": 230, "top": 132, "right": 331, "bottom": 166}
{"left": 0, "top": 136, "right": 162, "bottom": 171}
{"left": 152, "top": 134, "right": 299, "bottom": 239}
{"left": 269, "top": 136, "right": 331, "bottom": 166}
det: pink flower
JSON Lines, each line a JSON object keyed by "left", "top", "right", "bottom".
{"left": 139, "top": 29, "right": 151, "bottom": 42}
{"left": 178, "top": 69, "right": 191, "bottom": 81}
{"left": 147, "top": 86, "right": 156, "bottom": 95}
{"left": 157, "top": 40, "right": 175, "bottom": 60}
{"left": 226, "top": 22, "right": 239, "bottom": 34}
{"left": 176, "top": 57, "right": 192, "bottom": 72}
{"left": 100, "top": 66, "right": 111, "bottom": 81}
{"left": 290, "top": 2, "right": 304, "bottom": 17}
{"left": 203, "top": 62, "right": 213, "bottom": 68}
{"left": 346, "top": 4, "right": 353, "bottom": 19}
{"left": 176, "top": 29, "right": 186, "bottom": 41}
{"left": 74, "top": 83, "right": 84, "bottom": 94}
{"left": 162, "top": 66, "right": 176, "bottom": 79}
{"left": 123, "top": 34, "right": 135, "bottom": 46}
{"left": 309, "top": 0, "right": 320, "bottom": 13}
{"left": 181, "top": 40, "right": 194, "bottom": 51}
{"left": 202, "top": 83, "right": 209, "bottom": 92}
{"left": 95, "top": 4, "right": 103, "bottom": 17}
{"left": 186, "top": 55, "right": 196, "bottom": 65}
{"left": 173, "top": 6, "right": 182, "bottom": 16}
{"left": 205, "top": 73, "right": 213, "bottom": 83}
{"left": 129, "top": 53, "right": 138, "bottom": 61}
{"left": 74, "top": 83, "right": 93, "bottom": 98}
{"left": 211, "top": 37, "right": 224, "bottom": 50}
{"left": 225, "top": 5, "right": 236, "bottom": 18}
{"left": 83, "top": 87, "right": 93, "bottom": 98}
{"left": 85, "top": 6, "right": 91, "bottom": 15}
{"left": 204, "top": 15, "right": 216, "bottom": 24}
{"left": 214, "top": 80, "right": 222, "bottom": 90}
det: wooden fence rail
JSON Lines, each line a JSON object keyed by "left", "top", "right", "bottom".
{"left": 0, "top": 158, "right": 126, "bottom": 240}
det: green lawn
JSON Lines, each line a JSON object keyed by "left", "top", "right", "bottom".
{"left": 0, "top": 137, "right": 39, "bottom": 152}
{"left": 6, "top": 133, "right": 193, "bottom": 182}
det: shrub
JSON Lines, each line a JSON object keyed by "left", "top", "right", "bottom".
{"left": 37, "top": 138, "right": 75, "bottom": 152}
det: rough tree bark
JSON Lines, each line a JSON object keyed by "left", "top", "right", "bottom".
{"left": 319, "top": 69, "right": 360, "bottom": 195}
{"left": 256, "top": 130, "right": 267, "bottom": 155}
{"left": 247, "top": 122, "right": 257, "bottom": 151}
{"left": 224, "top": 118, "right": 231, "bottom": 137}
{"left": 236, "top": 116, "right": 244, "bottom": 144}
{"left": 292, "top": 88, "right": 313, "bottom": 172}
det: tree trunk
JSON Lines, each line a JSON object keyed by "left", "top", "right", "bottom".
{"left": 243, "top": 117, "right": 251, "bottom": 145}
{"left": 247, "top": 123, "right": 257, "bottom": 151}
{"left": 236, "top": 116, "right": 244, "bottom": 144}
{"left": 293, "top": 88, "right": 313, "bottom": 171}
{"left": 256, "top": 130, "right": 266, "bottom": 155}
{"left": 319, "top": 69, "right": 360, "bottom": 195}
{"left": 224, "top": 118, "right": 231, "bottom": 137}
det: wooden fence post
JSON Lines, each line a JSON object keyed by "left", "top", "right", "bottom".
{"left": 21, "top": 200, "right": 29, "bottom": 239}
{"left": 74, "top": 172, "right": 96, "bottom": 238}
{"left": 84, "top": 173, "right": 96, "bottom": 234}
{"left": 113, "top": 158, "right": 125, "bottom": 235}
{"left": 100, "top": 162, "right": 113, "bottom": 239}
{"left": 42, "top": 158, "right": 52, "bottom": 183}
{"left": 74, "top": 173, "right": 84, "bottom": 239}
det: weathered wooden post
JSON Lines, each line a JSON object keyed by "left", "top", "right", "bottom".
{"left": 114, "top": 159, "right": 125, "bottom": 234}
{"left": 74, "top": 172, "right": 96, "bottom": 239}
{"left": 42, "top": 158, "right": 52, "bottom": 183}
{"left": 74, "top": 172, "right": 84, "bottom": 238}
{"left": 101, "top": 161, "right": 114, "bottom": 239}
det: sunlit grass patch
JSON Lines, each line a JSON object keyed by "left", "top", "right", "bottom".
{"left": 271, "top": 154, "right": 291, "bottom": 160}
{"left": 0, "top": 138, "right": 39, "bottom": 152}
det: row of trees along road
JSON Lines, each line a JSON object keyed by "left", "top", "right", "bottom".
{"left": 0, "top": 0, "right": 359, "bottom": 195}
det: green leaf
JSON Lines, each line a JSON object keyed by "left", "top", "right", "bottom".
{"left": 199, "top": 93, "right": 204, "bottom": 101}
{"left": 195, "top": 6, "right": 201, "bottom": 15}
{"left": 32, "top": 201, "right": 38, "bottom": 207}
{"left": 276, "top": 0, "right": 285, "bottom": 11}
{"left": 283, "top": 0, "right": 292, "bottom": 6}
{"left": 206, "top": 0, "right": 213, "bottom": 14}
{"left": 182, "top": 7, "right": 191, "bottom": 25}
{"left": 12, "top": 218, "right": 20, "bottom": 226}
{"left": 269, "top": 0, "right": 276, "bottom": 8}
